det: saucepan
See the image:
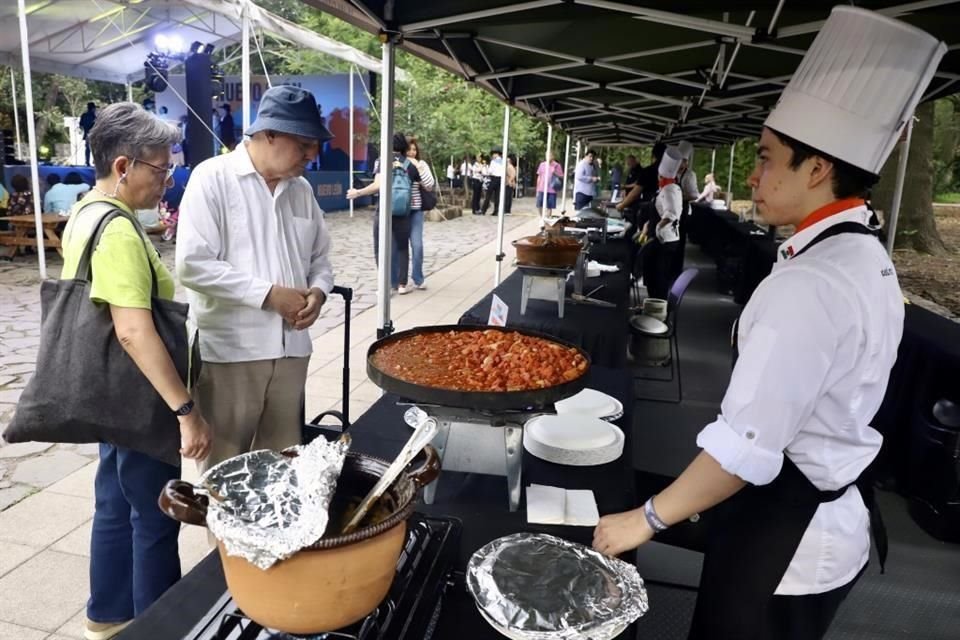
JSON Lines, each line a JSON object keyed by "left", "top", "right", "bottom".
{"left": 158, "top": 446, "right": 440, "bottom": 634}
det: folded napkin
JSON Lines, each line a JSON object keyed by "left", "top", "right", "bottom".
{"left": 587, "top": 260, "right": 619, "bottom": 273}
{"left": 527, "top": 484, "right": 600, "bottom": 527}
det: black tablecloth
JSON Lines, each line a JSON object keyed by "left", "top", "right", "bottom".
{"left": 459, "top": 262, "right": 631, "bottom": 368}
{"left": 873, "top": 304, "right": 960, "bottom": 490}
{"left": 119, "top": 367, "right": 638, "bottom": 640}
{"left": 687, "top": 203, "right": 778, "bottom": 304}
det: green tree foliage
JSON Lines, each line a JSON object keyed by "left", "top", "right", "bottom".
{"left": 240, "top": 0, "right": 549, "bottom": 169}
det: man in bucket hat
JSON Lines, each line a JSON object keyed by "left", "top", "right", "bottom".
{"left": 176, "top": 86, "right": 336, "bottom": 478}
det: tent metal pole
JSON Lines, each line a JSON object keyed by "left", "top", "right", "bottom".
{"left": 241, "top": 0, "right": 251, "bottom": 132}
{"left": 886, "top": 116, "right": 915, "bottom": 256}
{"left": 376, "top": 40, "right": 396, "bottom": 337}
{"left": 495, "top": 105, "right": 511, "bottom": 285}
{"left": 17, "top": 0, "right": 46, "bottom": 279}
{"left": 559, "top": 134, "right": 571, "bottom": 213}
{"left": 711, "top": 147, "right": 716, "bottom": 175}
{"left": 125, "top": 81, "right": 132, "bottom": 102}
{"left": 726, "top": 142, "right": 736, "bottom": 209}
{"left": 349, "top": 64, "right": 355, "bottom": 217}
{"left": 10, "top": 67, "right": 22, "bottom": 161}
{"left": 541, "top": 123, "right": 553, "bottom": 219}
{"left": 573, "top": 139, "right": 582, "bottom": 209}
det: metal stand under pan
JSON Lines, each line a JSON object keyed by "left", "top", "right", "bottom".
{"left": 402, "top": 404, "right": 548, "bottom": 512}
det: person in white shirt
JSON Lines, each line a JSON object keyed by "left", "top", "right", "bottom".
{"left": 176, "top": 85, "right": 335, "bottom": 475}
{"left": 480, "top": 149, "right": 504, "bottom": 216}
{"left": 573, "top": 150, "right": 601, "bottom": 210}
{"left": 469, "top": 155, "right": 484, "bottom": 215}
{"left": 696, "top": 173, "right": 720, "bottom": 203}
{"left": 593, "top": 8, "right": 946, "bottom": 639}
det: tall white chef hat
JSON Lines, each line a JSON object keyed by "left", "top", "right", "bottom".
{"left": 677, "top": 141, "right": 694, "bottom": 162}
{"left": 764, "top": 6, "right": 946, "bottom": 175}
{"left": 659, "top": 146, "right": 683, "bottom": 179}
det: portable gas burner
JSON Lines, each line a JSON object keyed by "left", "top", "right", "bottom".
{"left": 182, "top": 515, "right": 461, "bottom": 640}
{"left": 403, "top": 404, "right": 549, "bottom": 512}
{"left": 516, "top": 263, "right": 573, "bottom": 318}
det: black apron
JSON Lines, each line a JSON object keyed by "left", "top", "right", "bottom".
{"left": 691, "top": 221, "right": 888, "bottom": 640}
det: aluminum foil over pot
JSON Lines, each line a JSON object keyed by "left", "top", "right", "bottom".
{"left": 200, "top": 437, "right": 350, "bottom": 570}
{"left": 467, "top": 533, "right": 648, "bottom": 640}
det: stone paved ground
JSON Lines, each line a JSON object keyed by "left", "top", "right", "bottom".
{"left": 0, "top": 208, "right": 528, "bottom": 512}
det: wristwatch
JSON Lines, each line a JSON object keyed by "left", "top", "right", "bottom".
{"left": 174, "top": 399, "right": 195, "bottom": 417}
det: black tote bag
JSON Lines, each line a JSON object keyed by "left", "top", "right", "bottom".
{"left": 4, "top": 202, "right": 193, "bottom": 466}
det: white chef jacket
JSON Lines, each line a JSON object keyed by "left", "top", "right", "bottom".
{"left": 654, "top": 183, "right": 682, "bottom": 244}
{"left": 176, "top": 143, "right": 334, "bottom": 364}
{"left": 697, "top": 203, "right": 903, "bottom": 595}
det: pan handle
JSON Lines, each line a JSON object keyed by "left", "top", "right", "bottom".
{"left": 158, "top": 480, "right": 210, "bottom": 527}
{"left": 406, "top": 444, "right": 441, "bottom": 489}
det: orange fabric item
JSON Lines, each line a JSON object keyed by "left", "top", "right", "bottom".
{"left": 658, "top": 177, "right": 676, "bottom": 189}
{"left": 796, "top": 198, "right": 866, "bottom": 233}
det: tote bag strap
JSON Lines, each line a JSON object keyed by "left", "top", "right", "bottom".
{"left": 73, "top": 201, "right": 159, "bottom": 298}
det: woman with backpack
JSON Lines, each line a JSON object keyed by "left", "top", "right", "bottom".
{"left": 346, "top": 132, "right": 421, "bottom": 294}
{"left": 404, "top": 136, "right": 435, "bottom": 293}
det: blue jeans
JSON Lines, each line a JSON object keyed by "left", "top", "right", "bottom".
{"left": 88, "top": 444, "right": 181, "bottom": 623}
{"left": 409, "top": 209, "right": 424, "bottom": 286}
{"left": 372, "top": 214, "right": 410, "bottom": 288}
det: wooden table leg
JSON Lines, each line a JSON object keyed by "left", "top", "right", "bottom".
{"left": 43, "top": 226, "right": 63, "bottom": 257}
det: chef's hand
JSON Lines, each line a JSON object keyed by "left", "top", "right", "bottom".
{"left": 265, "top": 285, "right": 309, "bottom": 324}
{"left": 294, "top": 288, "right": 326, "bottom": 330}
{"left": 593, "top": 508, "right": 654, "bottom": 557}
{"left": 178, "top": 411, "right": 212, "bottom": 460}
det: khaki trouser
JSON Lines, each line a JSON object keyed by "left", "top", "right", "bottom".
{"left": 195, "top": 357, "right": 310, "bottom": 477}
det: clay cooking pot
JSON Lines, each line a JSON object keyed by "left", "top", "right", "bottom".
{"left": 158, "top": 446, "right": 441, "bottom": 634}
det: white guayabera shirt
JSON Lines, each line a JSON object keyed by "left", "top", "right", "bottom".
{"left": 176, "top": 143, "right": 334, "bottom": 364}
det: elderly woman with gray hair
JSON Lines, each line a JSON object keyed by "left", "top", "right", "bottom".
{"left": 59, "top": 102, "right": 213, "bottom": 640}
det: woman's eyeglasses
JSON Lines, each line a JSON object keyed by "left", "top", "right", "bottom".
{"left": 134, "top": 158, "right": 175, "bottom": 181}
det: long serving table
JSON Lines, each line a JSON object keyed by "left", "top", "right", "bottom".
{"left": 117, "top": 367, "right": 640, "bottom": 640}
{"left": 686, "top": 203, "right": 778, "bottom": 304}
{"left": 120, "top": 234, "right": 660, "bottom": 639}
{"left": 459, "top": 237, "right": 633, "bottom": 368}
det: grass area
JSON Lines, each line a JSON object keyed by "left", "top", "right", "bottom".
{"left": 934, "top": 193, "right": 960, "bottom": 204}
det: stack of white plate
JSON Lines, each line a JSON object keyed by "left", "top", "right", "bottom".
{"left": 523, "top": 414, "right": 624, "bottom": 466}
{"left": 554, "top": 388, "right": 624, "bottom": 421}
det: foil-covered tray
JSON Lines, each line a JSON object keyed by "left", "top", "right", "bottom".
{"left": 467, "top": 533, "right": 648, "bottom": 639}
{"left": 200, "top": 437, "right": 350, "bottom": 570}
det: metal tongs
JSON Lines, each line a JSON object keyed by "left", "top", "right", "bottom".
{"left": 341, "top": 415, "right": 438, "bottom": 534}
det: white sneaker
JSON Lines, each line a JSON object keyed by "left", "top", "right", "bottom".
{"left": 415, "top": 282, "right": 427, "bottom": 290}
{"left": 85, "top": 618, "right": 132, "bottom": 640}
{"left": 398, "top": 285, "right": 411, "bottom": 295}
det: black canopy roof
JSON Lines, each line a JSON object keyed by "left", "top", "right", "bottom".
{"left": 303, "top": 0, "right": 960, "bottom": 146}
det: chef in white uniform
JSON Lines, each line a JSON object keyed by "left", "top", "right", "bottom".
{"left": 593, "top": 7, "right": 946, "bottom": 639}
{"left": 645, "top": 146, "right": 683, "bottom": 300}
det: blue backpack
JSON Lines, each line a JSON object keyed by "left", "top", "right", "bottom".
{"left": 391, "top": 159, "right": 413, "bottom": 217}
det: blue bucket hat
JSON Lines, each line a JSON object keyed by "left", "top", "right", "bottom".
{"left": 246, "top": 85, "right": 333, "bottom": 142}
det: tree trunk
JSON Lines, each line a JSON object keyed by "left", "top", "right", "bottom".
{"left": 872, "top": 100, "right": 947, "bottom": 255}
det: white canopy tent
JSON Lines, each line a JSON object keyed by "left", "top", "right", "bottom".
{"left": 2, "top": 0, "right": 407, "bottom": 279}
{"left": 0, "top": 0, "right": 405, "bottom": 85}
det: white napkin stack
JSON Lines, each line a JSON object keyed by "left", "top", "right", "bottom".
{"left": 526, "top": 484, "right": 601, "bottom": 527}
